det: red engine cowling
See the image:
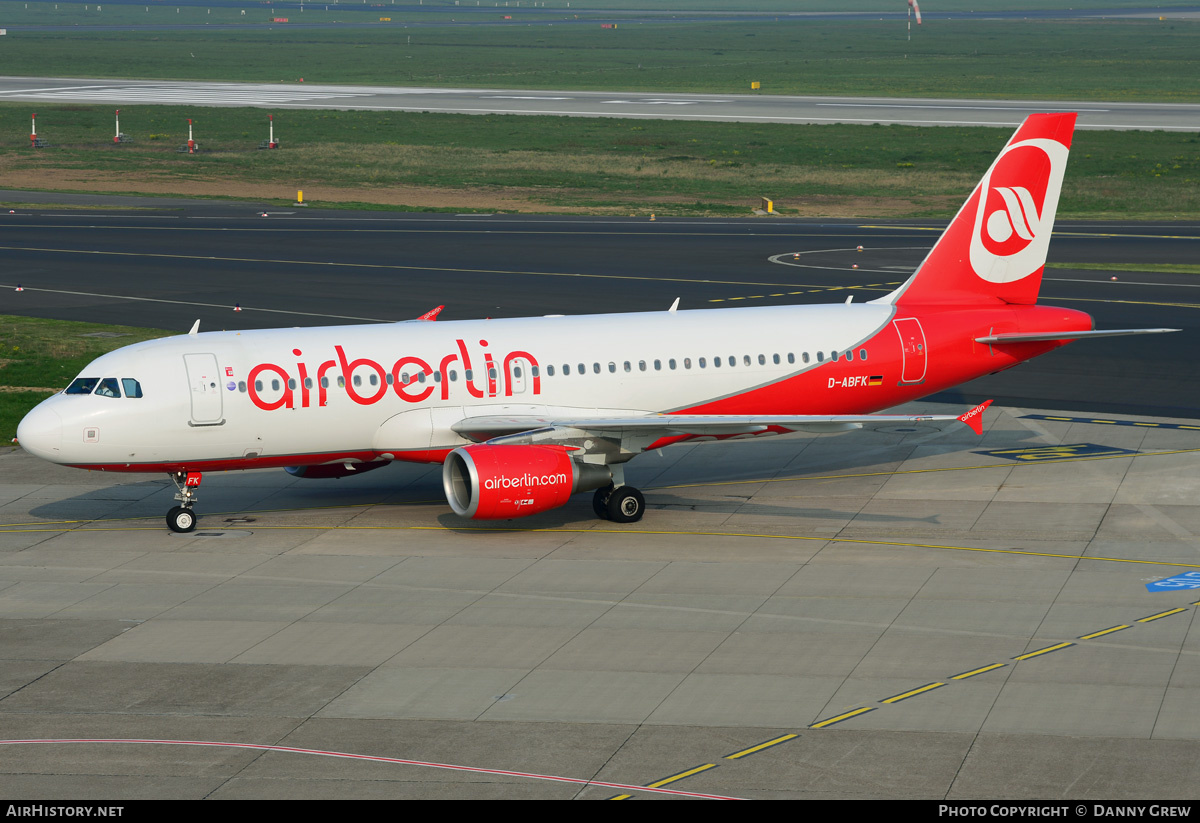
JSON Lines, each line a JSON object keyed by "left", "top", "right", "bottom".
{"left": 442, "top": 445, "right": 611, "bottom": 520}
{"left": 285, "top": 460, "right": 390, "bottom": 479}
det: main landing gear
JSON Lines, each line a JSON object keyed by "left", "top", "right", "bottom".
{"left": 166, "top": 470, "right": 202, "bottom": 533}
{"left": 592, "top": 484, "right": 646, "bottom": 524}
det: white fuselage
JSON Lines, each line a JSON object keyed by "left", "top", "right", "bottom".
{"left": 18, "top": 302, "right": 901, "bottom": 472}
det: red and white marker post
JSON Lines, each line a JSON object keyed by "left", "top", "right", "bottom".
{"left": 30, "top": 112, "right": 36, "bottom": 148}
{"left": 187, "top": 118, "right": 195, "bottom": 154}
{"left": 267, "top": 114, "right": 277, "bottom": 149}
{"left": 114, "top": 109, "right": 120, "bottom": 143}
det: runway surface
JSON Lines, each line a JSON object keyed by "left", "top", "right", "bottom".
{"left": 1, "top": 77, "right": 1197, "bottom": 131}
{"left": 3, "top": 200, "right": 1200, "bottom": 799}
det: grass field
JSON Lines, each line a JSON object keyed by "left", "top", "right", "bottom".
{"left": 0, "top": 17, "right": 1196, "bottom": 102}
{"left": 1, "top": 103, "right": 1196, "bottom": 218}
{"left": 0, "top": 315, "right": 172, "bottom": 440}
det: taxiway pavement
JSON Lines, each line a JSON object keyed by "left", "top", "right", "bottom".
{"left": 3, "top": 403, "right": 1200, "bottom": 798}
{"left": 3, "top": 202, "right": 1200, "bottom": 798}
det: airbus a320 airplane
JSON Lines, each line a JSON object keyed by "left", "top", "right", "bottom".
{"left": 16, "top": 113, "right": 1176, "bottom": 532}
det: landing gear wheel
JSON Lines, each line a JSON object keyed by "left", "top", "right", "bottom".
{"left": 592, "top": 485, "right": 613, "bottom": 520}
{"left": 605, "top": 486, "right": 645, "bottom": 524}
{"left": 166, "top": 505, "right": 197, "bottom": 533}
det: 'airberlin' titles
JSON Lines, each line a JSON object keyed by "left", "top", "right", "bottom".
{"left": 246, "top": 338, "right": 542, "bottom": 411}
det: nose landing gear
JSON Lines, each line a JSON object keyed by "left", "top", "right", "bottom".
{"left": 166, "top": 471, "right": 202, "bottom": 533}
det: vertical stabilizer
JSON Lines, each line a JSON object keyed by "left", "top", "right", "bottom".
{"left": 887, "top": 112, "right": 1076, "bottom": 306}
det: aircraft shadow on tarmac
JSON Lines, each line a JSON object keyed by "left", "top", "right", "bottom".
{"left": 24, "top": 422, "right": 1053, "bottom": 529}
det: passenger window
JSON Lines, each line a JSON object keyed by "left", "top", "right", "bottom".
{"left": 639, "top": 361, "right": 646, "bottom": 372}
{"left": 743, "top": 355, "right": 751, "bottom": 366}
{"left": 593, "top": 363, "right": 600, "bottom": 374}
{"left": 860, "top": 349, "right": 868, "bottom": 361}
{"left": 773, "top": 354, "right": 780, "bottom": 365}
{"left": 65, "top": 377, "right": 100, "bottom": 395}
{"left": 353, "top": 375, "right": 362, "bottom": 387}
{"left": 95, "top": 378, "right": 121, "bottom": 398}
{"left": 846, "top": 349, "right": 854, "bottom": 361}
{"left": 623, "top": 361, "right": 631, "bottom": 373}
{"left": 654, "top": 360, "right": 662, "bottom": 371}
{"left": 608, "top": 362, "right": 616, "bottom": 373}
{"left": 401, "top": 373, "right": 410, "bottom": 384}
{"left": 578, "top": 363, "right": 585, "bottom": 374}
{"left": 449, "top": 370, "right": 458, "bottom": 382}
{"left": 713, "top": 356, "right": 721, "bottom": 368}
{"left": 488, "top": 368, "right": 497, "bottom": 380}
{"left": 531, "top": 366, "right": 539, "bottom": 378}
{"left": 304, "top": 378, "right": 313, "bottom": 389}
{"left": 757, "top": 354, "right": 766, "bottom": 365}
{"left": 320, "top": 377, "right": 329, "bottom": 388}
{"left": 698, "top": 357, "right": 706, "bottom": 368}
{"left": 465, "top": 369, "right": 473, "bottom": 381}
{"left": 237, "top": 381, "right": 246, "bottom": 393}
{"left": 831, "top": 351, "right": 839, "bottom": 362}
{"left": 563, "top": 364, "right": 571, "bottom": 376}
{"left": 288, "top": 379, "right": 297, "bottom": 390}
{"left": 418, "top": 372, "right": 427, "bottom": 383}
{"left": 547, "top": 365, "right": 556, "bottom": 376}
{"left": 728, "top": 356, "right": 735, "bottom": 367}
{"left": 669, "top": 359, "right": 677, "bottom": 370}
{"left": 337, "top": 376, "right": 346, "bottom": 388}
{"left": 121, "top": 378, "right": 143, "bottom": 398}
{"left": 272, "top": 379, "right": 282, "bottom": 391}
{"left": 816, "top": 352, "right": 824, "bottom": 363}
{"left": 684, "top": 358, "right": 692, "bottom": 369}
{"left": 787, "top": 353, "right": 795, "bottom": 365}
{"left": 803, "top": 353, "right": 810, "bottom": 364}
{"left": 255, "top": 380, "right": 264, "bottom": 392}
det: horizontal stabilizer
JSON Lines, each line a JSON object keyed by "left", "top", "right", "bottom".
{"left": 975, "top": 328, "right": 1179, "bottom": 344}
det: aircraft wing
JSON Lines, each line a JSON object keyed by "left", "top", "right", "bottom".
{"left": 452, "top": 400, "right": 994, "bottom": 444}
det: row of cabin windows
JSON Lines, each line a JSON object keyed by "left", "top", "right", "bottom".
{"left": 239, "top": 349, "right": 869, "bottom": 393}
{"left": 543, "top": 349, "right": 867, "bottom": 377}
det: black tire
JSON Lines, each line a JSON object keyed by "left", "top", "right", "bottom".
{"left": 592, "top": 486, "right": 613, "bottom": 520}
{"left": 167, "top": 506, "right": 197, "bottom": 533}
{"left": 606, "top": 487, "right": 645, "bottom": 524}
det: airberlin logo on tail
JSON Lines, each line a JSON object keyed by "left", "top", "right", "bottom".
{"left": 969, "top": 138, "right": 1069, "bottom": 284}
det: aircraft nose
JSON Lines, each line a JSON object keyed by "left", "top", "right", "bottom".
{"left": 16, "top": 403, "right": 63, "bottom": 462}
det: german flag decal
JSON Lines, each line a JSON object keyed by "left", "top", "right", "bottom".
{"left": 868, "top": 376, "right": 884, "bottom": 386}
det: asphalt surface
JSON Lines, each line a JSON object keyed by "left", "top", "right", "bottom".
{"left": 1, "top": 196, "right": 1197, "bottom": 418}
{"left": 4, "top": 198, "right": 1200, "bottom": 801}
{"left": 2, "top": 77, "right": 1197, "bottom": 131}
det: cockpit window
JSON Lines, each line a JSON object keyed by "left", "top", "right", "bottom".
{"left": 64, "top": 377, "right": 100, "bottom": 395}
{"left": 122, "top": 378, "right": 143, "bottom": 398}
{"left": 94, "top": 378, "right": 121, "bottom": 398}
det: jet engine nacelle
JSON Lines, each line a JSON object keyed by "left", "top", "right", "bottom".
{"left": 285, "top": 460, "right": 391, "bottom": 480}
{"left": 442, "top": 444, "right": 612, "bottom": 520}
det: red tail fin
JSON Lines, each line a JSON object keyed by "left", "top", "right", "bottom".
{"left": 889, "top": 113, "right": 1076, "bottom": 307}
